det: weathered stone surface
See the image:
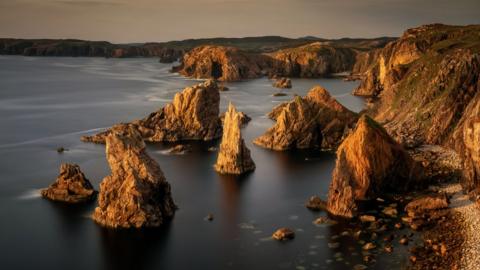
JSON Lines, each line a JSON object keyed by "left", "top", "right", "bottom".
{"left": 254, "top": 86, "right": 358, "bottom": 150}
{"left": 92, "top": 126, "right": 176, "bottom": 228}
{"left": 82, "top": 80, "right": 222, "bottom": 144}
{"left": 405, "top": 194, "right": 449, "bottom": 218}
{"left": 305, "top": 195, "right": 327, "bottom": 211}
{"left": 41, "top": 163, "right": 96, "bottom": 203}
{"left": 272, "top": 77, "right": 292, "bottom": 89}
{"left": 174, "top": 45, "right": 269, "bottom": 81}
{"left": 220, "top": 110, "right": 251, "bottom": 127}
{"left": 268, "top": 42, "right": 357, "bottom": 78}
{"left": 214, "top": 103, "right": 255, "bottom": 175}
{"left": 326, "top": 115, "right": 422, "bottom": 218}
{"left": 272, "top": 227, "right": 295, "bottom": 241}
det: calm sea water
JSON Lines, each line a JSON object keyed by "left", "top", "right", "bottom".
{"left": 0, "top": 56, "right": 410, "bottom": 270}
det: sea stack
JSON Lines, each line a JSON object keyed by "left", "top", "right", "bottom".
{"left": 214, "top": 103, "right": 255, "bottom": 175}
{"left": 326, "top": 115, "right": 421, "bottom": 218}
{"left": 254, "top": 86, "right": 357, "bottom": 150}
{"left": 81, "top": 79, "right": 222, "bottom": 144}
{"left": 92, "top": 125, "right": 176, "bottom": 228}
{"left": 41, "top": 163, "right": 96, "bottom": 203}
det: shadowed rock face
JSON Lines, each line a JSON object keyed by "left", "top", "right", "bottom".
{"left": 214, "top": 103, "right": 255, "bottom": 175}
{"left": 41, "top": 163, "right": 96, "bottom": 203}
{"left": 268, "top": 42, "right": 357, "bottom": 78}
{"left": 81, "top": 80, "right": 222, "bottom": 144}
{"left": 327, "top": 115, "right": 422, "bottom": 218}
{"left": 92, "top": 126, "right": 176, "bottom": 228}
{"left": 254, "top": 86, "right": 357, "bottom": 151}
{"left": 175, "top": 45, "right": 269, "bottom": 81}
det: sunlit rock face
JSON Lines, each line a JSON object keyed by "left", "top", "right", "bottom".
{"left": 214, "top": 103, "right": 255, "bottom": 175}
{"left": 175, "top": 45, "right": 269, "bottom": 81}
{"left": 41, "top": 163, "right": 96, "bottom": 203}
{"left": 254, "top": 85, "right": 357, "bottom": 151}
{"left": 92, "top": 126, "right": 176, "bottom": 228}
{"left": 81, "top": 79, "right": 222, "bottom": 144}
{"left": 327, "top": 115, "right": 422, "bottom": 218}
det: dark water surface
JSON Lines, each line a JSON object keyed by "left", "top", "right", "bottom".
{"left": 0, "top": 56, "right": 409, "bottom": 270}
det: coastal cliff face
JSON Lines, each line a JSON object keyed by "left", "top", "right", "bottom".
{"left": 326, "top": 115, "right": 422, "bottom": 218}
{"left": 0, "top": 39, "right": 184, "bottom": 61}
{"left": 268, "top": 42, "right": 357, "bottom": 77}
{"left": 254, "top": 86, "right": 357, "bottom": 150}
{"left": 92, "top": 126, "right": 176, "bottom": 228}
{"left": 82, "top": 80, "right": 222, "bottom": 143}
{"left": 41, "top": 163, "right": 96, "bottom": 203}
{"left": 175, "top": 45, "right": 269, "bottom": 81}
{"left": 214, "top": 103, "right": 255, "bottom": 174}
{"left": 352, "top": 24, "right": 480, "bottom": 190}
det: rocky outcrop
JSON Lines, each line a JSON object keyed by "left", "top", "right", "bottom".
{"left": 272, "top": 228, "right": 295, "bottom": 241}
{"left": 351, "top": 24, "right": 480, "bottom": 191}
{"left": 326, "top": 115, "right": 422, "bottom": 218}
{"left": 272, "top": 77, "right": 292, "bottom": 88}
{"left": 405, "top": 193, "right": 449, "bottom": 218}
{"left": 92, "top": 126, "right": 176, "bottom": 228}
{"left": 220, "top": 110, "right": 251, "bottom": 127}
{"left": 82, "top": 80, "right": 222, "bottom": 144}
{"left": 268, "top": 42, "right": 357, "bottom": 78}
{"left": 41, "top": 163, "right": 96, "bottom": 203}
{"left": 214, "top": 103, "right": 255, "bottom": 174}
{"left": 174, "top": 45, "right": 269, "bottom": 81}
{"left": 254, "top": 86, "right": 358, "bottom": 150}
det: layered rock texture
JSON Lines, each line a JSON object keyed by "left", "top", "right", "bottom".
{"left": 351, "top": 24, "right": 480, "bottom": 191}
{"left": 41, "top": 163, "right": 96, "bottom": 203}
{"left": 326, "top": 115, "right": 422, "bottom": 218}
{"left": 175, "top": 46, "right": 269, "bottom": 81}
{"left": 214, "top": 103, "right": 255, "bottom": 174}
{"left": 82, "top": 80, "right": 222, "bottom": 144}
{"left": 254, "top": 86, "right": 358, "bottom": 150}
{"left": 92, "top": 126, "right": 176, "bottom": 228}
{"left": 268, "top": 42, "right": 357, "bottom": 77}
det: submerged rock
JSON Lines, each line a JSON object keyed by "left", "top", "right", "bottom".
{"left": 272, "top": 77, "right": 292, "bottom": 89}
{"left": 214, "top": 103, "right": 255, "bottom": 175}
{"left": 254, "top": 86, "right": 357, "bottom": 151}
{"left": 167, "top": 144, "right": 191, "bottom": 154}
{"left": 92, "top": 126, "right": 176, "bottom": 228}
{"left": 272, "top": 227, "right": 295, "bottom": 241}
{"left": 82, "top": 80, "right": 222, "bottom": 144}
{"left": 326, "top": 115, "right": 422, "bottom": 218}
{"left": 41, "top": 163, "right": 96, "bottom": 203}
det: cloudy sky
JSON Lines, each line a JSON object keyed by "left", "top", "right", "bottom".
{"left": 0, "top": 0, "right": 479, "bottom": 43}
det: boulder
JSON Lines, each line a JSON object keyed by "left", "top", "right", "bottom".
{"left": 272, "top": 77, "right": 292, "bottom": 89}
{"left": 41, "top": 163, "right": 96, "bottom": 203}
{"left": 405, "top": 194, "right": 449, "bottom": 218}
{"left": 326, "top": 115, "right": 422, "bottom": 218}
{"left": 92, "top": 126, "right": 176, "bottom": 228}
{"left": 272, "top": 228, "right": 295, "bottom": 241}
{"left": 254, "top": 86, "right": 357, "bottom": 150}
{"left": 214, "top": 103, "right": 255, "bottom": 174}
{"left": 82, "top": 80, "right": 222, "bottom": 144}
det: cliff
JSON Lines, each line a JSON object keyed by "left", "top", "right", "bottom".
{"left": 92, "top": 126, "right": 176, "bottom": 228}
{"left": 254, "top": 86, "right": 358, "bottom": 150}
{"left": 214, "top": 103, "right": 255, "bottom": 174}
{"left": 82, "top": 80, "right": 222, "bottom": 143}
{"left": 268, "top": 42, "right": 357, "bottom": 77}
{"left": 174, "top": 45, "right": 269, "bottom": 81}
{"left": 352, "top": 24, "right": 480, "bottom": 190}
{"left": 326, "top": 115, "right": 422, "bottom": 218}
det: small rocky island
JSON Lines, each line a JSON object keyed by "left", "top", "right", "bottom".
{"left": 41, "top": 163, "right": 96, "bottom": 203}
{"left": 254, "top": 85, "right": 357, "bottom": 150}
{"left": 92, "top": 125, "right": 176, "bottom": 228}
{"left": 82, "top": 79, "right": 222, "bottom": 143}
{"left": 214, "top": 103, "right": 255, "bottom": 175}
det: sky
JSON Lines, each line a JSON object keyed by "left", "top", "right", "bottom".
{"left": 0, "top": 0, "right": 479, "bottom": 43}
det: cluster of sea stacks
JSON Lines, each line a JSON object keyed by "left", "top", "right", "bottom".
{"left": 39, "top": 23, "right": 480, "bottom": 266}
